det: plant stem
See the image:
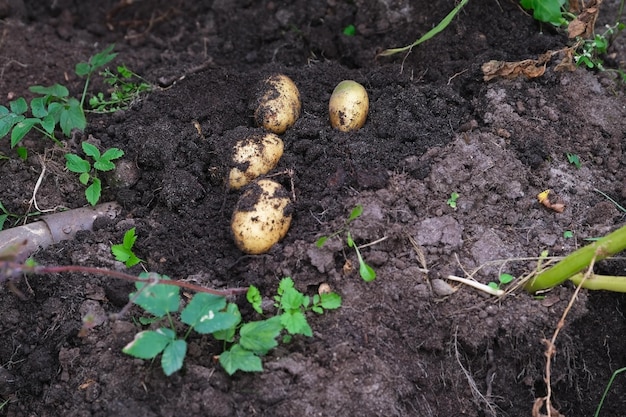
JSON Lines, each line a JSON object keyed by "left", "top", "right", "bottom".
{"left": 446, "top": 275, "right": 504, "bottom": 296}
{"left": 2, "top": 262, "right": 248, "bottom": 296}
{"left": 568, "top": 273, "right": 626, "bottom": 292}
{"left": 524, "top": 224, "right": 626, "bottom": 293}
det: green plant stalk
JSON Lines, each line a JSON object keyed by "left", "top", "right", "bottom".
{"left": 594, "top": 366, "right": 626, "bottom": 417}
{"left": 524, "top": 224, "right": 626, "bottom": 293}
{"left": 378, "top": 0, "right": 468, "bottom": 56}
{"left": 568, "top": 273, "right": 626, "bottom": 292}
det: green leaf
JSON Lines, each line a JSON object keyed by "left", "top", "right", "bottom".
{"left": 279, "top": 286, "right": 305, "bottom": 311}
{"left": 29, "top": 84, "right": 69, "bottom": 98}
{"left": 101, "top": 147, "right": 124, "bottom": 162}
{"left": 11, "top": 118, "right": 39, "bottom": 147}
{"left": 213, "top": 303, "right": 241, "bottom": 342}
{"left": 348, "top": 205, "right": 363, "bottom": 222}
{"left": 520, "top": 0, "right": 566, "bottom": 26}
{"left": 0, "top": 214, "right": 7, "bottom": 231}
{"left": 122, "top": 328, "right": 174, "bottom": 359}
{"left": 280, "top": 310, "right": 312, "bottom": 336}
{"left": 65, "top": 153, "right": 91, "bottom": 173}
{"left": 40, "top": 114, "right": 56, "bottom": 134}
{"left": 85, "top": 178, "right": 101, "bottom": 205}
{"left": 246, "top": 285, "right": 263, "bottom": 314}
{"left": 111, "top": 245, "right": 132, "bottom": 263}
{"left": 59, "top": 99, "right": 86, "bottom": 136}
{"left": 122, "top": 227, "right": 137, "bottom": 248}
{"left": 487, "top": 282, "right": 499, "bottom": 290}
{"left": 30, "top": 97, "right": 48, "bottom": 118}
{"left": 94, "top": 159, "right": 115, "bottom": 171}
{"left": 277, "top": 277, "right": 294, "bottom": 295}
{"left": 161, "top": 339, "right": 187, "bottom": 376}
{"left": 81, "top": 142, "right": 101, "bottom": 159}
{"left": 10, "top": 97, "right": 28, "bottom": 115}
{"left": 342, "top": 24, "right": 356, "bottom": 36}
{"left": 16, "top": 146, "right": 27, "bottom": 160}
{"left": 219, "top": 344, "right": 263, "bottom": 375}
{"left": 320, "top": 292, "right": 342, "bottom": 310}
{"left": 75, "top": 62, "right": 91, "bottom": 77}
{"left": 117, "top": 64, "right": 133, "bottom": 78}
{"left": 359, "top": 261, "right": 377, "bottom": 282}
{"left": 89, "top": 44, "right": 117, "bottom": 70}
{"left": 181, "top": 293, "right": 239, "bottom": 334}
{"left": 0, "top": 108, "right": 23, "bottom": 138}
{"left": 315, "top": 236, "right": 328, "bottom": 248}
{"left": 79, "top": 172, "right": 90, "bottom": 185}
{"left": 499, "top": 273, "right": 515, "bottom": 285}
{"left": 131, "top": 273, "right": 180, "bottom": 317}
{"left": 239, "top": 316, "right": 282, "bottom": 355}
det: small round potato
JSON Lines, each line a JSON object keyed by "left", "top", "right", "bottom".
{"left": 231, "top": 179, "right": 293, "bottom": 254}
{"left": 254, "top": 74, "right": 301, "bottom": 134}
{"left": 329, "top": 80, "right": 369, "bottom": 132}
{"left": 228, "top": 133, "right": 284, "bottom": 190}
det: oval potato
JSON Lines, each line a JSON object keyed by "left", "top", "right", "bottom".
{"left": 228, "top": 133, "right": 284, "bottom": 190}
{"left": 231, "top": 179, "right": 293, "bottom": 254}
{"left": 329, "top": 80, "right": 369, "bottom": 132}
{"left": 254, "top": 74, "right": 301, "bottom": 134}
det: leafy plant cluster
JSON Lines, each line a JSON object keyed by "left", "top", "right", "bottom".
{"left": 520, "top": 0, "right": 626, "bottom": 80}
{"left": 111, "top": 227, "right": 143, "bottom": 267}
{"left": 123, "top": 276, "right": 341, "bottom": 376}
{"left": 315, "top": 205, "right": 377, "bottom": 282}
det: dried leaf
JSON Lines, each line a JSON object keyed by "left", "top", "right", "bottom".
{"left": 537, "top": 189, "right": 566, "bottom": 213}
{"left": 482, "top": 52, "right": 553, "bottom": 81}
{"left": 567, "top": 0, "right": 601, "bottom": 39}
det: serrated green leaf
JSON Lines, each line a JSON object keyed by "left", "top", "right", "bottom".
{"left": 123, "top": 227, "right": 137, "bottom": 248}
{"left": 239, "top": 316, "right": 282, "bottom": 355}
{"left": 101, "top": 147, "right": 124, "bottom": 162}
{"left": 85, "top": 178, "right": 101, "bottom": 205}
{"left": 29, "top": 84, "right": 69, "bottom": 98}
{"left": 161, "top": 339, "right": 186, "bottom": 376}
{"left": 280, "top": 310, "right": 312, "bottom": 336}
{"left": 111, "top": 245, "right": 132, "bottom": 263}
{"left": 277, "top": 277, "right": 294, "bottom": 295}
{"left": 65, "top": 153, "right": 91, "bottom": 173}
{"left": 181, "top": 293, "right": 238, "bottom": 334}
{"left": 10, "top": 97, "right": 28, "bottom": 115}
{"left": 320, "top": 292, "right": 342, "bottom": 309}
{"left": 213, "top": 303, "right": 241, "bottom": 342}
{"left": 89, "top": 44, "right": 117, "bottom": 70}
{"left": 348, "top": 204, "right": 363, "bottom": 222}
{"left": 122, "top": 328, "right": 174, "bottom": 359}
{"left": 93, "top": 159, "right": 115, "bottom": 172}
{"left": 279, "top": 286, "right": 305, "bottom": 311}
{"left": 131, "top": 273, "right": 180, "bottom": 317}
{"left": 81, "top": 142, "right": 100, "bottom": 159}
{"left": 246, "top": 285, "right": 263, "bottom": 314}
{"left": 219, "top": 344, "right": 263, "bottom": 375}
{"left": 10, "top": 118, "right": 39, "bottom": 147}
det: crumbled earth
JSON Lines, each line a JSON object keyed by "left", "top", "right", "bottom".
{"left": 1, "top": 1, "right": 626, "bottom": 416}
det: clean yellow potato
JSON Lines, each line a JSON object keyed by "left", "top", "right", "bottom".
{"left": 329, "top": 80, "right": 369, "bottom": 132}
{"left": 228, "top": 133, "right": 284, "bottom": 190}
{"left": 254, "top": 74, "right": 301, "bottom": 134}
{"left": 231, "top": 179, "right": 293, "bottom": 254}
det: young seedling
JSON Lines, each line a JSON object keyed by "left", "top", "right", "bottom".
{"left": 315, "top": 205, "right": 377, "bottom": 282}
{"left": 0, "top": 200, "right": 41, "bottom": 231}
{"left": 89, "top": 65, "right": 152, "bottom": 113}
{"left": 121, "top": 275, "right": 341, "bottom": 376}
{"left": 0, "top": 45, "right": 117, "bottom": 156}
{"left": 520, "top": 0, "right": 569, "bottom": 27}
{"left": 65, "top": 142, "right": 124, "bottom": 206}
{"left": 447, "top": 192, "right": 460, "bottom": 209}
{"left": 487, "top": 273, "right": 514, "bottom": 291}
{"left": 566, "top": 152, "right": 581, "bottom": 169}
{"left": 219, "top": 277, "right": 341, "bottom": 374}
{"left": 111, "top": 227, "right": 143, "bottom": 267}
{"left": 563, "top": 230, "right": 574, "bottom": 239}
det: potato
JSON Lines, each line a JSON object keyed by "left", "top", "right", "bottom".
{"left": 329, "top": 80, "right": 369, "bottom": 132}
{"left": 231, "top": 179, "right": 293, "bottom": 254}
{"left": 228, "top": 133, "right": 284, "bottom": 190}
{"left": 254, "top": 74, "right": 301, "bottom": 134}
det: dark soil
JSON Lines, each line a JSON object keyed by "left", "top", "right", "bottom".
{"left": 1, "top": 1, "right": 626, "bottom": 416}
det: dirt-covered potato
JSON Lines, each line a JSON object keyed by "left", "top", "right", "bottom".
{"left": 329, "top": 80, "right": 369, "bottom": 132}
{"left": 231, "top": 179, "right": 293, "bottom": 254}
{"left": 254, "top": 74, "right": 301, "bottom": 134}
{"left": 228, "top": 133, "right": 284, "bottom": 190}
